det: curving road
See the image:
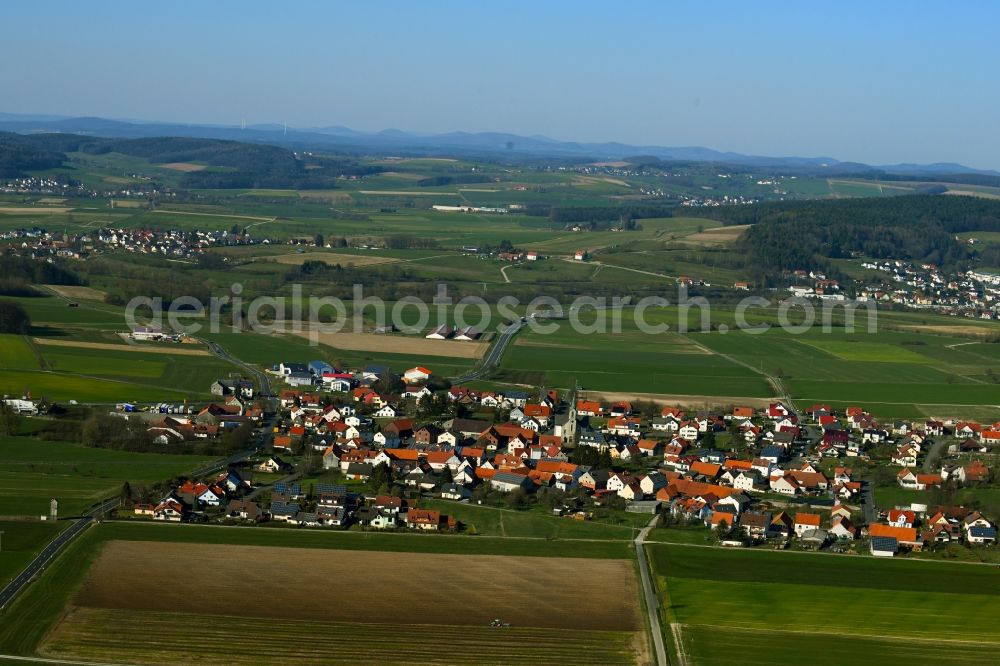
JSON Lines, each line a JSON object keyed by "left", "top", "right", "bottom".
{"left": 451, "top": 319, "right": 525, "bottom": 385}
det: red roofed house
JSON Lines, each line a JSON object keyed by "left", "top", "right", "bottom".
{"left": 794, "top": 512, "right": 821, "bottom": 537}
{"left": 403, "top": 366, "right": 433, "bottom": 384}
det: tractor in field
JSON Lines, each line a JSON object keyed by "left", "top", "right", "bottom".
{"left": 490, "top": 618, "right": 511, "bottom": 628}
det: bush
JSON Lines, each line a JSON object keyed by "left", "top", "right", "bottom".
{"left": 0, "top": 299, "right": 31, "bottom": 333}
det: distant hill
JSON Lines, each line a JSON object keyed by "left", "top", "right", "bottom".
{"left": 0, "top": 112, "right": 995, "bottom": 177}
{"left": 0, "top": 132, "right": 381, "bottom": 186}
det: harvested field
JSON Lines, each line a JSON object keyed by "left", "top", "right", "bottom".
{"left": 157, "top": 162, "right": 206, "bottom": 172}
{"left": 75, "top": 541, "right": 641, "bottom": 631}
{"left": 677, "top": 224, "right": 749, "bottom": 245}
{"left": 263, "top": 251, "right": 399, "bottom": 267}
{"left": 899, "top": 324, "right": 997, "bottom": 337}
{"left": 41, "top": 285, "right": 107, "bottom": 301}
{"left": 42, "top": 608, "right": 643, "bottom": 666}
{"left": 0, "top": 206, "right": 73, "bottom": 214}
{"left": 946, "top": 189, "right": 1000, "bottom": 200}
{"left": 585, "top": 391, "right": 775, "bottom": 409}
{"left": 358, "top": 190, "right": 450, "bottom": 196}
{"left": 32, "top": 338, "right": 211, "bottom": 356}
{"left": 286, "top": 328, "right": 489, "bottom": 358}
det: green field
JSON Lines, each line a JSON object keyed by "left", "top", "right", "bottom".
{"left": 649, "top": 543, "right": 1000, "bottom": 665}
{"left": 420, "top": 499, "right": 650, "bottom": 540}
{"left": 499, "top": 313, "right": 773, "bottom": 398}
{"left": 0, "top": 436, "right": 215, "bottom": 516}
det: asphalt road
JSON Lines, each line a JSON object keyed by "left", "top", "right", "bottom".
{"left": 0, "top": 443, "right": 260, "bottom": 613}
{"left": 202, "top": 338, "right": 274, "bottom": 408}
{"left": 0, "top": 497, "right": 117, "bottom": 611}
{"left": 634, "top": 515, "right": 669, "bottom": 666}
{"left": 451, "top": 319, "right": 525, "bottom": 385}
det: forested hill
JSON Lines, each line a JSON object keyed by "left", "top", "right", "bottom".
{"left": 689, "top": 195, "right": 1000, "bottom": 283}
{"left": 0, "top": 132, "right": 381, "bottom": 187}
{"left": 0, "top": 133, "right": 65, "bottom": 177}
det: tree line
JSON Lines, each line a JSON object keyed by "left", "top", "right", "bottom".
{"left": 685, "top": 195, "right": 1000, "bottom": 282}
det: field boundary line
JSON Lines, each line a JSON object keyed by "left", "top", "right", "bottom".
{"left": 99, "top": 518, "right": 638, "bottom": 543}
{"left": 151, "top": 209, "right": 273, "bottom": 221}
{"left": 684, "top": 622, "right": 1000, "bottom": 646}
{"left": 648, "top": 538, "right": 1000, "bottom": 567}
{"left": 0, "top": 655, "right": 121, "bottom": 666}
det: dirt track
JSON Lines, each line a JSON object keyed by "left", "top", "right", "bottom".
{"left": 42, "top": 285, "right": 107, "bottom": 301}
{"left": 0, "top": 206, "right": 73, "bottom": 214}
{"left": 585, "top": 390, "right": 774, "bottom": 409}
{"left": 157, "top": 162, "right": 206, "bottom": 172}
{"left": 264, "top": 251, "right": 398, "bottom": 267}
{"left": 33, "top": 338, "right": 211, "bottom": 356}
{"left": 678, "top": 225, "right": 749, "bottom": 245}
{"left": 75, "top": 541, "right": 641, "bottom": 631}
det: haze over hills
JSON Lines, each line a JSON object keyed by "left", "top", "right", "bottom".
{"left": 0, "top": 112, "right": 995, "bottom": 176}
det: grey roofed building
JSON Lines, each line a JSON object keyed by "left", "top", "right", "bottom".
{"left": 759, "top": 445, "right": 784, "bottom": 461}
{"left": 625, "top": 500, "right": 662, "bottom": 514}
{"left": 578, "top": 431, "right": 608, "bottom": 448}
{"left": 439, "top": 482, "right": 472, "bottom": 500}
{"left": 800, "top": 528, "right": 830, "bottom": 546}
{"left": 447, "top": 418, "right": 493, "bottom": 437}
{"left": 870, "top": 536, "right": 898, "bottom": 555}
{"left": 270, "top": 501, "right": 300, "bottom": 517}
{"left": 274, "top": 482, "right": 302, "bottom": 496}
{"left": 771, "top": 431, "right": 796, "bottom": 446}
{"left": 738, "top": 511, "right": 772, "bottom": 529}
{"left": 345, "top": 462, "right": 374, "bottom": 478}
{"left": 969, "top": 526, "right": 997, "bottom": 539}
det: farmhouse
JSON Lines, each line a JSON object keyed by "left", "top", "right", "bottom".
{"left": 403, "top": 366, "right": 432, "bottom": 383}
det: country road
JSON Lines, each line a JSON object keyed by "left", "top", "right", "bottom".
{"left": 0, "top": 497, "right": 116, "bottom": 611}
{"left": 634, "top": 515, "right": 669, "bottom": 666}
{"left": 0, "top": 337, "right": 269, "bottom": 613}
{"left": 451, "top": 318, "right": 525, "bottom": 384}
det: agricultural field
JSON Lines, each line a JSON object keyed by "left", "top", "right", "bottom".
{"left": 691, "top": 325, "right": 1000, "bottom": 419}
{"left": 498, "top": 312, "right": 774, "bottom": 400}
{"left": 0, "top": 436, "right": 214, "bottom": 516}
{"left": 0, "top": 524, "right": 642, "bottom": 664}
{"left": 0, "top": 294, "right": 244, "bottom": 401}
{"left": 649, "top": 543, "right": 1000, "bottom": 666}
{"left": 419, "top": 499, "right": 650, "bottom": 540}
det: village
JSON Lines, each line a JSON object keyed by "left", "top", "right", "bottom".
{"left": 85, "top": 351, "right": 999, "bottom": 561}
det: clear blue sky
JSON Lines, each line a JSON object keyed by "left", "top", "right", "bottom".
{"left": 2, "top": 1, "right": 998, "bottom": 168}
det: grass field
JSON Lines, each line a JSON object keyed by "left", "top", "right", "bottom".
{"left": 649, "top": 543, "right": 1000, "bottom": 665}
{"left": 0, "top": 302, "right": 242, "bottom": 400}
{"left": 0, "top": 436, "right": 214, "bottom": 516}
{"left": 420, "top": 499, "right": 650, "bottom": 539}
